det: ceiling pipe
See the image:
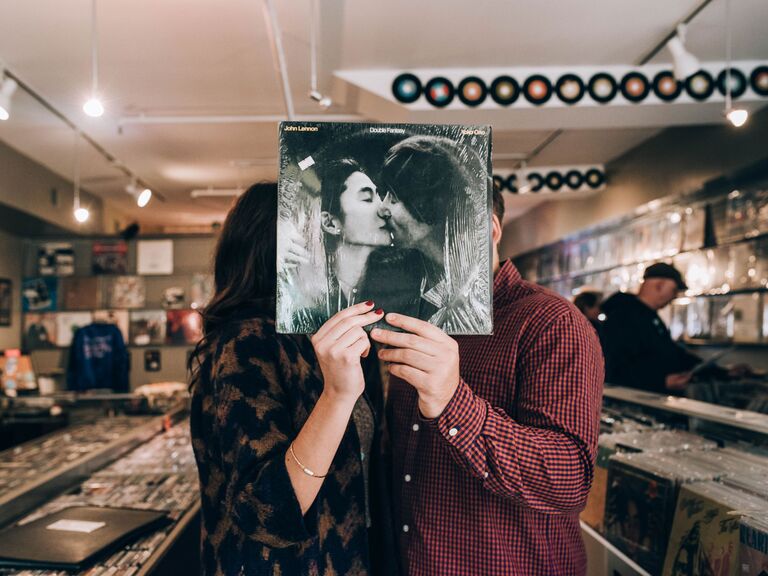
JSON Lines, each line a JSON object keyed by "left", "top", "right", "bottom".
{"left": 262, "top": 0, "right": 295, "bottom": 120}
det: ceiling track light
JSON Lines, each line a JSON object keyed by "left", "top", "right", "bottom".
{"left": 666, "top": 23, "right": 700, "bottom": 81}
{"left": 723, "top": 0, "right": 748, "bottom": 127}
{"left": 83, "top": 0, "right": 104, "bottom": 117}
{"left": 0, "top": 71, "right": 18, "bottom": 121}
{"left": 308, "top": 0, "right": 332, "bottom": 109}
{"left": 125, "top": 179, "right": 152, "bottom": 207}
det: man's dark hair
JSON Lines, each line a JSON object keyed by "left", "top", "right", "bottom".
{"left": 492, "top": 186, "right": 505, "bottom": 223}
{"left": 574, "top": 292, "right": 601, "bottom": 314}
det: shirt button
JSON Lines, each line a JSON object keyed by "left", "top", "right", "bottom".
{"left": 412, "top": 424, "right": 420, "bottom": 432}
{"left": 404, "top": 474, "right": 411, "bottom": 482}
{"left": 449, "top": 427, "right": 458, "bottom": 437}
{"left": 483, "top": 472, "right": 489, "bottom": 479}
{"left": 402, "top": 524, "right": 409, "bottom": 533}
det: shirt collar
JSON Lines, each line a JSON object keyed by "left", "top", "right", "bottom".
{"left": 493, "top": 259, "right": 523, "bottom": 307}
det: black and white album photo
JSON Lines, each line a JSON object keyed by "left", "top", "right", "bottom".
{"left": 276, "top": 122, "right": 493, "bottom": 335}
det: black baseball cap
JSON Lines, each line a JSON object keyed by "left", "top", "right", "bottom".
{"left": 643, "top": 262, "right": 687, "bottom": 290}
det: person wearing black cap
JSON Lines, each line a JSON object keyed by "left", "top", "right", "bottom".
{"left": 601, "top": 262, "right": 730, "bottom": 395}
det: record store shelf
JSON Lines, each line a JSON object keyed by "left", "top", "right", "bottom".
{"left": 0, "top": 408, "right": 196, "bottom": 576}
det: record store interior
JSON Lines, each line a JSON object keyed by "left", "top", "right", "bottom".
{"left": 1, "top": 1, "right": 768, "bottom": 575}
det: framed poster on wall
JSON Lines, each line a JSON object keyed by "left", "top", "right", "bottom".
{"left": 0, "top": 279, "right": 11, "bottom": 326}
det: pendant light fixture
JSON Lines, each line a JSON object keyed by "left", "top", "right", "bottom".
{"left": 72, "top": 134, "right": 90, "bottom": 223}
{"left": 83, "top": 0, "right": 104, "bottom": 117}
{"left": 666, "top": 24, "right": 700, "bottom": 81}
{"left": 724, "top": 0, "right": 748, "bottom": 127}
{"left": 308, "top": 0, "right": 332, "bottom": 108}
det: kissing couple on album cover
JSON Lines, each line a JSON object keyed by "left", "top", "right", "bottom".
{"left": 276, "top": 122, "right": 493, "bottom": 336}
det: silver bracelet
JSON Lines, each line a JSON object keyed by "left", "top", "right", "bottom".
{"left": 288, "top": 443, "right": 328, "bottom": 478}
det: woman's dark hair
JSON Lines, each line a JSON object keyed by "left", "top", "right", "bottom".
{"left": 188, "top": 182, "right": 278, "bottom": 383}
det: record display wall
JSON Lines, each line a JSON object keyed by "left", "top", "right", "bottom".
{"left": 493, "top": 167, "right": 606, "bottom": 194}
{"left": 392, "top": 64, "right": 768, "bottom": 108}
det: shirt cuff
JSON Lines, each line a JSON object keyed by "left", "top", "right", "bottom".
{"left": 433, "top": 379, "right": 487, "bottom": 452}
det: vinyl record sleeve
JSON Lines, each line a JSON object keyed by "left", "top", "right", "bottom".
{"left": 0, "top": 505, "right": 169, "bottom": 570}
{"left": 276, "top": 122, "right": 493, "bottom": 335}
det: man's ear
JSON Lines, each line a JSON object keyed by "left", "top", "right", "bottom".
{"left": 320, "top": 211, "right": 342, "bottom": 235}
{"left": 491, "top": 213, "right": 502, "bottom": 245}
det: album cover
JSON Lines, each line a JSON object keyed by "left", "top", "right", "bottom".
{"left": 55, "top": 312, "right": 93, "bottom": 347}
{"left": 21, "top": 277, "right": 57, "bottom": 312}
{"left": 93, "top": 310, "right": 130, "bottom": 342}
{"left": 162, "top": 287, "right": 185, "bottom": 309}
{"left": 0, "top": 354, "right": 36, "bottom": 394}
{"left": 740, "top": 517, "right": 768, "bottom": 576}
{"left": 23, "top": 313, "right": 57, "bottom": 349}
{"left": 166, "top": 310, "right": 202, "bottom": 345}
{"left": 682, "top": 206, "right": 706, "bottom": 252}
{"left": 137, "top": 239, "right": 174, "bottom": 275}
{"left": 275, "top": 122, "right": 493, "bottom": 335}
{"left": 731, "top": 293, "right": 761, "bottom": 343}
{"left": 663, "top": 482, "right": 763, "bottom": 576}
{"left": 37, "top": 242, "right": 75, "bottom": 276}
{"left": 61, "top": 277, "right": 101, "bottom": 310}
{"left": 0, "top": 279, "right": 10, "bottom": 326}
{"left": 190, "top": 273, "right": 214, "bottom": 310}
{"left": 108, "top": 276, "right": 146, "bottom": 309}
{"left": 129, "top": 310, "right": 167, "bottom": 346}
{"left": 92, "top": 241, "right": 128, "bottom": 275}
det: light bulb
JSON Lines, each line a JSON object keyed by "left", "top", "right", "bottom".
{"left": 0, "top": 107, "right": 7, "bottom": 121}
{"left": 74, "top": 207, "right": 90, "bottom": 223}
{"left": 83, "top": 97, "right": 104, "bottom": 117}
{"left": 0, "top": 77, "right": 18, "bottom": 121}
{"left": 137, "top": 188, "right": 152, "bottom": 207}
{"left": 726, "top": 108, "right": 748, "bottom": 127}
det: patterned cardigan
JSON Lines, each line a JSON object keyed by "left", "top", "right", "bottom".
{"left": 190, "top": 311, "right": 396, "bottom": 576}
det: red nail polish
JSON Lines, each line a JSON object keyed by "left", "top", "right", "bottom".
{"left": 366, "top": 300, "right": 374, "bottom": 306}
{"left": 375, "top": 308, "right": 384, "bottom": 315}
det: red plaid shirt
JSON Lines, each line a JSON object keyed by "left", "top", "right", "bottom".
{"left": 388, "top": 260, "right": 604, "bottom": 576}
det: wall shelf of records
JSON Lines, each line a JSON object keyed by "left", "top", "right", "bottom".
{"left": 19, "top": 236, "right": 214, "bottom": 352}
{"left": 513, "top": 159, "right": 768, "bottom": 347}
{"left": 582, "top": 386, "right": 768, "bottom": 576}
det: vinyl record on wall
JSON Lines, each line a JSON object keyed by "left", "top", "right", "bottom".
{"left": 424, "top": 77, "right": 455, "bottom": 107}
{"left": 685, "top": 70, "right": 715, "bottom": 101}
{"left": 652, "top": 71, "right": 682, "bottom": 101}
{"left": 585, "top": 169, "right": 605, "bottom": 189}
{"left": 505, "top": 174, "right": 518, "bottom": 193}
{"left": 620, "top": 72, "right": 650, "bottom": 102}
{"left": 587, "top": 73, "right": 618, "bottom": 104}
{"left": 391, "top": 73, "right": 422, "bottom": 104}
{"left": 717, "top": 68, "right": 748, "bottom": 99}
{"left": 555, "top": 74, "right": 585, "bottom": 104}
{"left": 523, "top": 75, "right": 553, "bottom": 105}
{"left": 492, "top": 175, "right": 505, "bottom": 192}
{"left": 490, "top": 76, "right": 520, "bottom": 106}
{"left": 751, "top": 65, "right": 768, "bottom": 96}
{"left": 457, "top": 76, "right": 488, "bottom": 107}
{"left": 565, "top": 170, "right": 584, "bottom": 190}
{"left": 527, "top": 172, "right": 544, "bottom": 192}
{"left": 545, "top": 171, "right": 564, "bottom": 190}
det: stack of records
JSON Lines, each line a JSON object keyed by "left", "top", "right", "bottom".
{"left": 605, "top": 451, "right": 724, "bottom": 574}
{"left": 662, "top": 481, "right": 768, "bottom": 576}
{"left": 739, "top": 516, "right": 768, "bottom": 576}
{"left": 582, "top": 429, "right": 715, "bottom": 532}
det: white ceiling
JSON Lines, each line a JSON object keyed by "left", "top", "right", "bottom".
{"left": 0, "top": 0, "right": 766, "bottom": 228}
